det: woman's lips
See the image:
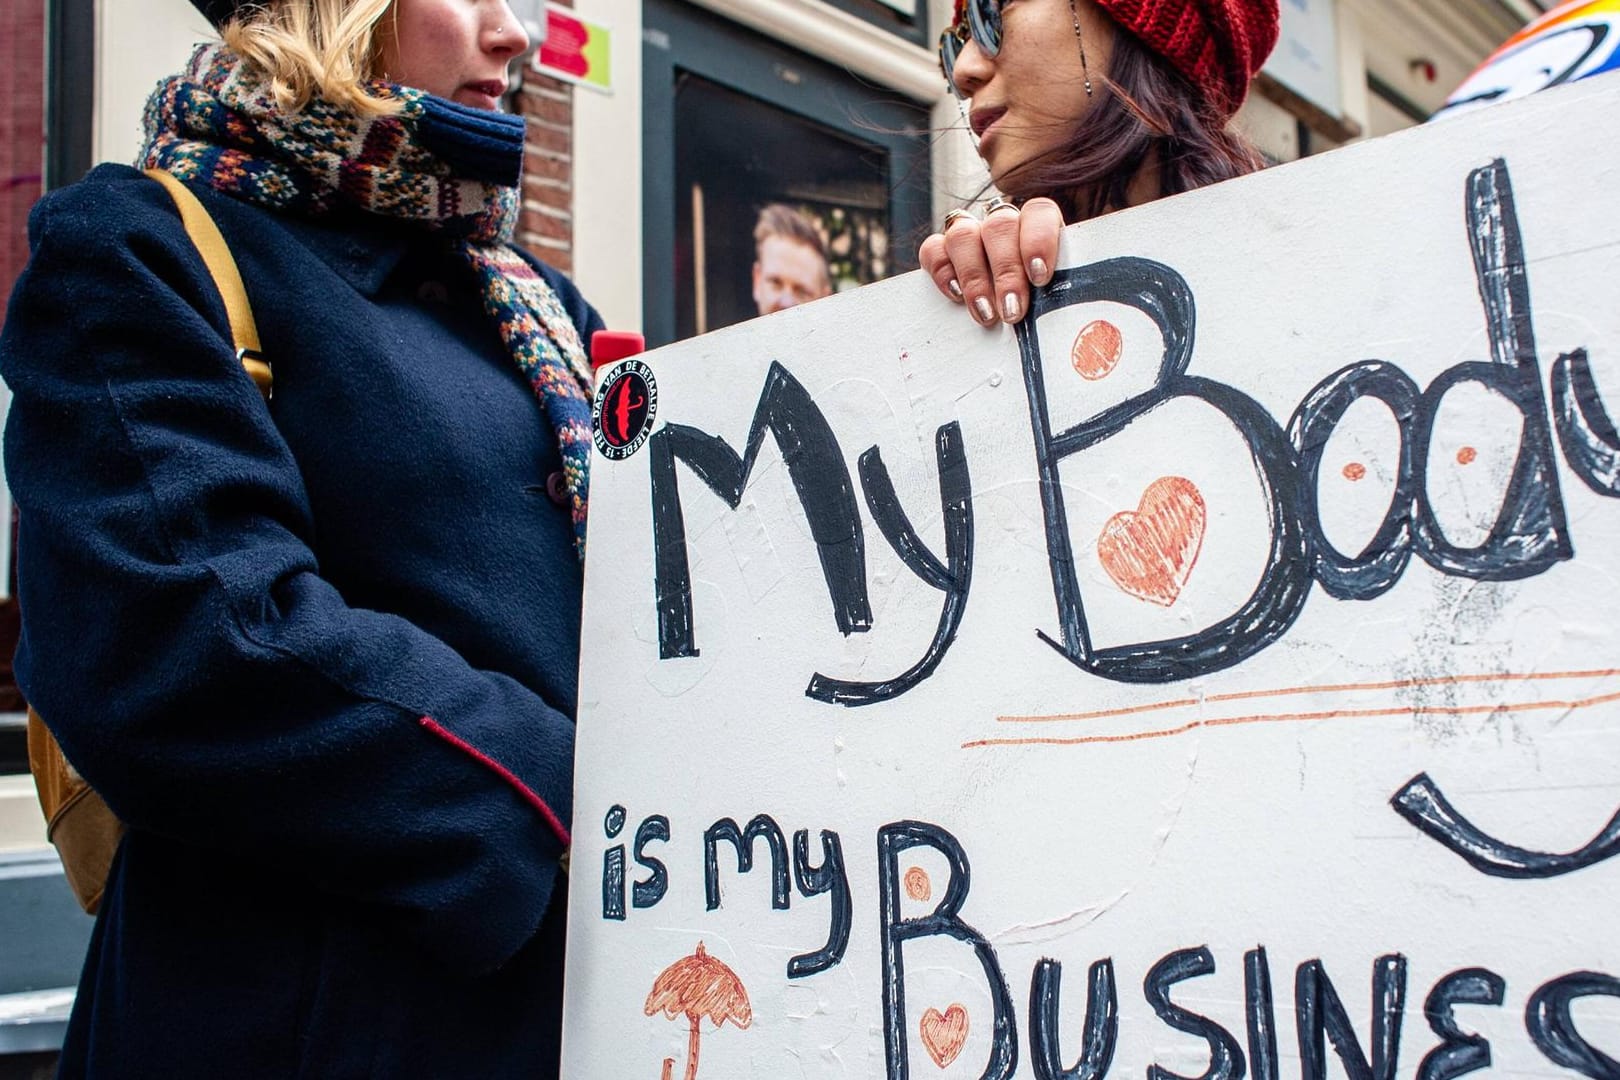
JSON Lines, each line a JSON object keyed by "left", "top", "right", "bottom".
{"left": 970, "top": 106, "right": 1006, "bottom": 140}
{"left": 460, "top": 80, "right": 508, "bottom": 108}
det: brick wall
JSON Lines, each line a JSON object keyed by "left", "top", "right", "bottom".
{"left": 0, "top": 0, "right": 44, "bottom": 711}
{"left": 518, "top": 74, "right": 576, "bottom": 275}
{"left": 2, "top": 0, "right": 46, "bottom": 330}
{"left": 515, "top": 72, "right": 575, "bottom": 275}
{"left": 512, "top": 0, "right": 579, "bottom": 272}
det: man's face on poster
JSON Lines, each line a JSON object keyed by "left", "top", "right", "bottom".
{"left": 753, "top": 236, "right": 832, "bottom": 316}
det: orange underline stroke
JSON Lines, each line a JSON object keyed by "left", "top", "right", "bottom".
{"left": 964, "top": 687, "right": 1620, "bottom": 749}
{"left": 996, "top": 668, "right": 1620, "bottom": 724}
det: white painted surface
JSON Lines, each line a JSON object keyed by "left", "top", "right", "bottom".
{"left": 686, "top": 0, "right": 940, "bottom": 103}
{"left": 0, "top": 777, "right": 48, "bottom": 852}
{"left": 1264, "top": 0, "right": 1343, "bottom": 117}
{"left": 570, "top": 0, "right": 644, "bottom": 335}
{"left": 95, "top": 0, "right": 212, "bottom": 168}
{"left": 564, "top": 77, "right": 1620, "bottom": 1078}
{"left": 1235, "top": 92, "right": 1300, "bottom": 163}
{"left": 929, "top": 0, "right": 991, "bottom": 224}
{"left": 1331, "top": 0, "right": 1370, "bottom": 139}
{"left": 1348, "top": 0, "right": 1508, "bottom": 121}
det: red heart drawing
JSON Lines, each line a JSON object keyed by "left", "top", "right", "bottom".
{"left": 919, "top": 1004, "right": 969, "bottom": 1069}
{"left": 1071, "top": 318, "right": 1123, "bottom": 381}
{"left": 1097, "top": 476, "right": 1206, "bottom": 607}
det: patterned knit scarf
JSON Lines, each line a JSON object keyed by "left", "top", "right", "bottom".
{"left": 140, "top": 44, "right": 596, "bottom": 558}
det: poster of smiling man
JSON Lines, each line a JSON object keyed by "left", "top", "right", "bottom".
{"left": 562, "top": 75, "right": 1620, "bottom": 1079}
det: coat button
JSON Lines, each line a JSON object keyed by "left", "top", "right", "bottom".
{"left": 545, "top": 471, "right": 570, "bottom": 507}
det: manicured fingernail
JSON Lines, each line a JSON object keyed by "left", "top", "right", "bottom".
{"left": 1029, "top": 257, "right": 1049, "bottom": 284}
{"left": 948, "top": 278, "right": 963, "bottom": 300}
{"left": 973, "top": 296, "right": 995, "bottom": 324}
{"left": 1002, "top": 292, "right": 1022, "bottom": 322}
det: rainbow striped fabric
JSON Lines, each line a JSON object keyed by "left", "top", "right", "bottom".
{"left": 1436, "top": 0, "right": 1620, "bottom": 121}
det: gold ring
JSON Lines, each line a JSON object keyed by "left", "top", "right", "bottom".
{"left": 984, "top": 196, "right": 1020, "bottom": 216}
{"left": 942, "top": 208, "right": 977, "bottom": 230}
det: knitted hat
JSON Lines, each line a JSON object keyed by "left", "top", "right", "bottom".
{"left": 951, "top": 0, "right": 1279, "bottom": 117}
{"left": 188, "top": 0, "right": 248, "bottom": 26}
{"left": 1095, "top": 0, "right": 1279, "bottom": 117}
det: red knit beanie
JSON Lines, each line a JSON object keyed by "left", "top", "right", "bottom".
{"left": 1095, "top": 0, "right": 1280, "bottom": 117}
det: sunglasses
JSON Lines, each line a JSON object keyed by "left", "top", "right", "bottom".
{"left": 937, "top": 0, "right": 1003, "bottom": 96}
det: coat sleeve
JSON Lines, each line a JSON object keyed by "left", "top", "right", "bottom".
{"left": 1, "top": 171, "right": 576, "bottom": 976}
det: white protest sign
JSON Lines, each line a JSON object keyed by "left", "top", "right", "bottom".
{"left": 563, "top": 76, "right": 1620, "bottom": 1080}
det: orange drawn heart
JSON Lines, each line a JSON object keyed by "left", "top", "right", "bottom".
{"left": 904, "top": 866, "right": 932, "bottom": 901}
{"left": 1071, "top": 319, "right": 1123, "bottom": 380}
{"left": 1097, "top": 476, "right": 1206, "bottom": 607}
{"left": 919, "top": 1004, "right": 969, "bottom": 1069}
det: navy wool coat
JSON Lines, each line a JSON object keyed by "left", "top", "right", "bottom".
{"left": 1, "top": 164, "right": 602, "bottom": 1077}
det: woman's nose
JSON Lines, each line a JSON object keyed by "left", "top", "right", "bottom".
{"left": 951, "top": 36, "right": 993, "bottom": 96}
{"left": 487, "top": 2, "right": 532, "bottom": 56}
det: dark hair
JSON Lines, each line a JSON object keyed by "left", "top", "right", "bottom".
{"left": 998, "top": 26, "right": 1266, "bottom": 221}
{"left": 753, "top": 204, "right": 830, "bottom": 264}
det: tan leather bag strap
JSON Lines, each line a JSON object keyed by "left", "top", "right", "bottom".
{"left": 144, "top": 168, "right": 271, "bottom": 399}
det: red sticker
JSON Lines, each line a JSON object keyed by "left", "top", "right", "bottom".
{"left": 593, "top": 359, "right": 658, "bottom": 461}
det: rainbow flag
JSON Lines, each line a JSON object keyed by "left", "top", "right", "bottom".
{"left": 1435, "top": 0, "right": 1620, "bottom": 120}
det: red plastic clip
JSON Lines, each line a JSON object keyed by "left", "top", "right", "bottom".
{"left": 590, "top": 330, "right": 646, "bottom": 370}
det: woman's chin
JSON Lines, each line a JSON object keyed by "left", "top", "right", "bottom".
{"left": 982, "top": 151, "right": 1016, "bottom": 190}
{"left": 987, "top": 158, "right": 1034, "bottom": 200}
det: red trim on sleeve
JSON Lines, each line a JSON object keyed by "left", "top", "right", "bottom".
{"left": 418, "top": 716, "right": 572, "bottom": 848}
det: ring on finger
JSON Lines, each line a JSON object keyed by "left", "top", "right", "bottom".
{"left": 984, "top": 196, "right": 1020, "bottom": 216}
{"left": 942, "top": 207, "right": 977, "bottom": 230}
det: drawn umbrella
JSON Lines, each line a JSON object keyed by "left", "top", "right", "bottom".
{"left": 644, "top": 941, "right": 753, "bottom": 1080}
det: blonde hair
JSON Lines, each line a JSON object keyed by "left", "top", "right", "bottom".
{"left": 221, "top": 0, "right": 402, "bottom": 117}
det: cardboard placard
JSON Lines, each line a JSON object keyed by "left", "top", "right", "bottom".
{"left": 564, "top": 77, "right": 1620, "bottom": 1079}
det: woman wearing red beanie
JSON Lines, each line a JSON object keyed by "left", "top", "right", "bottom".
{"left": 920, "top": 0, "right": 1281, "bottom": 326}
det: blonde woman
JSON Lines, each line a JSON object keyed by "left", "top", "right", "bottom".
{"left": 0, "top": 1, "right": 595, "bottom": 1074}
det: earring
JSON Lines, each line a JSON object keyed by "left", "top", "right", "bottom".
{"left": 1068, "top": 0, "right": 1094, "bottom": 97}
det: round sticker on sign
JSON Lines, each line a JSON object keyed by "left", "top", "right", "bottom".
{"left": 593, "top": 359, "right": 658, "bottom": 460}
